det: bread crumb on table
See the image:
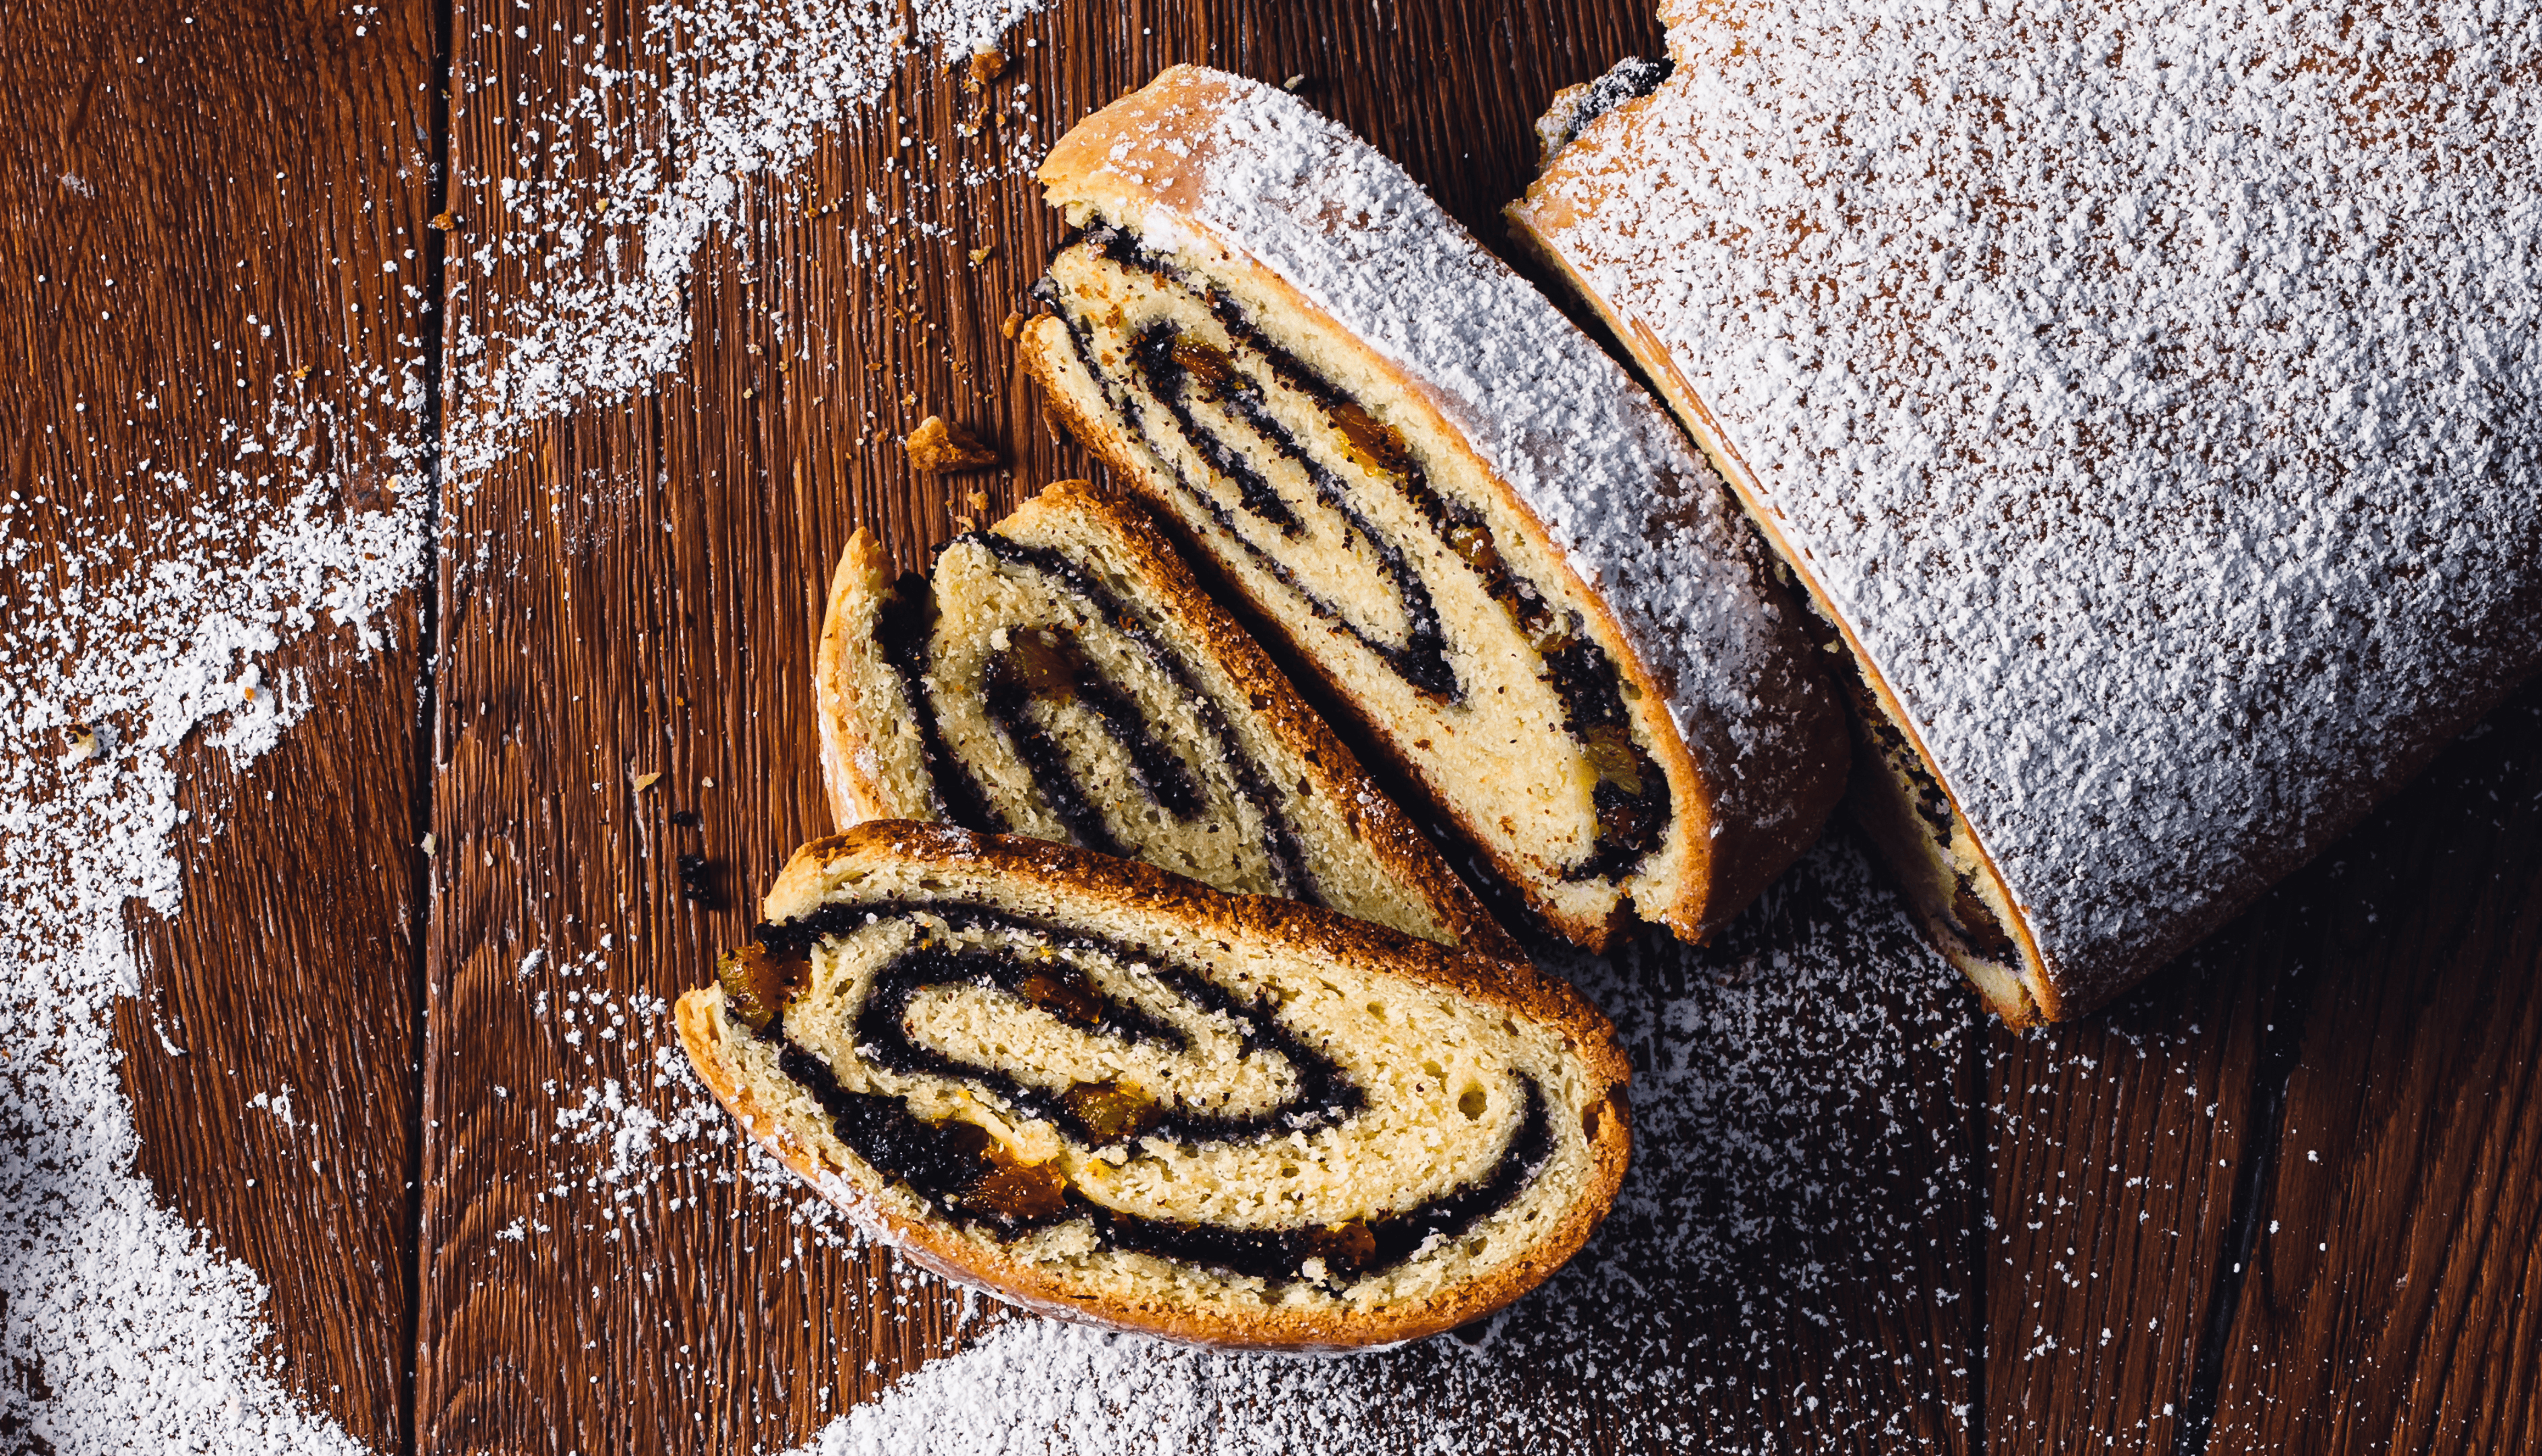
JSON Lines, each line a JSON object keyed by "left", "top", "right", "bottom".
{"left": 904, "top": 414, "right": 1001, "bottom": 473}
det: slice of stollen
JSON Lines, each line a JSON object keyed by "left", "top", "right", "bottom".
{"left": 1016, "top": 65, "right": 1848, "bottom": 953}
{"left": 674, "top": 822, "right": 1632, "bottom": 1351}
{"left": 816, "top": 477, "right": 1512, "bottom": 957}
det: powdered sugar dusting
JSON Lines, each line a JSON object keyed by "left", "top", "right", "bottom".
{"left": 1518, "top": 0, "right": 2542, "bottom": 1005}
{"left": 440, "top": 0, "right": 1053, "bottom": 479}
{"left": 513, "top": 947, "right": 840, "bottom": 1232}
{"left": 0, "top": 379, "right": 423, "bottom": 1453}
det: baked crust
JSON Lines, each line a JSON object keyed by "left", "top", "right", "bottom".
{"left": 676, "top": 821, "right": 1633, "bottom": 1351}
{"left": 1021, "top": 65, "right": 1850, "bottom": 952}
{"left": 813, "top": 479, "right": 1520, "bottom": 959}
{"left": 812, "top": 529, "right": 908, "bottom": 828}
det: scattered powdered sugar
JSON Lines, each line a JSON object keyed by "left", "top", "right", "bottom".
{"left": 512, "top": 947, "right": 831, "bottom": 1232}
{"left": 773, "top": 831, "right": 1983, "bottom": 1454}
{"left": 245, "top": 1085, "right": 299, "bottom": 1132}
{"left": 3, "top": 0, "right": 1048, "bottom": 1447}
{"left": 0, "top": 378, "right": 425, "bottom": 1453}
{"left": 1516, "top": 0, "right": 2542, "bottom": 1007}
{"left": 440, "top": 0, "right": 1053, "bottom": 479}
{"left": 540, "top": 961, "right": 692, "bottom": 1195}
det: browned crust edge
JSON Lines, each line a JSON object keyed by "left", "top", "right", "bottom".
{"left": 814, "top": 530, "right": 912, "bottom": 831}
{"left": 1505, "top": 166, "right": 2055, "bottom": 1025}
{"left": 678, "top": 820, "right": 1632, "bottom": 1352}
{"left": 1023, "top": 67, "right": 1848, "bottom": 953}
{"left": 1001, "top": 477, "right": 1524, "bottom": 961}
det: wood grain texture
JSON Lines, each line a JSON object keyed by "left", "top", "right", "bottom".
{"left": 1986, "top": 849, "right": 2311, "bottom": 1452}
{"left": 419, "top": 1, "right": 1981, "bottom": 1451}
{"left": 1987, "top": 680, "right": 2542, "bottom": 1456}
{"left": 20, "top": 0, "right": 2541, "bottom": 1450}
{"left": 0, "top": 0, "right": 438, "bottom": 1445}
{"left": 2201, "top": 684, "right": 2542, "bottom": 1454}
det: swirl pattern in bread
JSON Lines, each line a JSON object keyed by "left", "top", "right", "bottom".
{"left": 816, "top": 479, "right": 1511, "bottom": 956}
{"left": 1017, "top": 65, "right": 1848, "bottom": 952}
{"left": 674, "top": 824, "right": 1631, "bottom": 1350}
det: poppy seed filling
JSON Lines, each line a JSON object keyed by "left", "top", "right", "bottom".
{"left": 729, "top": 903, "right": 1558, "bottom": 1287}
{"left": 870, "top": 533, "right": 1321, "bottom": 906}
{"left": 1033, "top": 224, "right": 1672, "bottom": 888}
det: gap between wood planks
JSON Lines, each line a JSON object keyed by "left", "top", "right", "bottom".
{"left": 2172, "top": 963, "right": 2317, "bottom": 1455}
{"left": 400, "top": 1, "right": 458, "bottom": 1453}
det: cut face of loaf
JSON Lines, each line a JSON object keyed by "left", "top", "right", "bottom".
{"left": 1835, "top": 667, "right": 2037, "bottom": 1019}
{"left": 674, "top": 824, "right": 1632, "bottom": 1350}
{"left": 1024, "top": 230, "right": 1677, "bottom": 947}
{"left": 1018, "top": 66, "right": 1848, "bottom": 953}
{"left": 816, "top": 479, "right": 1511, "bottom": 957}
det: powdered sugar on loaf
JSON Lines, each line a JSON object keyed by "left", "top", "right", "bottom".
{"left": 1118, "top": 73, "right": 1825, "bottom": 824}
{"left": 1519, "top": 0, "right": 2542, "bottom": 1005}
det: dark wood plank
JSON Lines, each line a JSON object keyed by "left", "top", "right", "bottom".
{"left": 2201, "top": 684, "right": 2542, "bottom": 1453}
{"left": 0, "top": 0, "right": 438, "bottom": 1445}
{"left": 419, "top": 1, "right": 1984, "bottom": 1451}
{"left": 1988, "top": 681, "right": 2542, "bottom": 1455}
{"left": 1986, "top": 862, "right": 2300, "bottom": 1451}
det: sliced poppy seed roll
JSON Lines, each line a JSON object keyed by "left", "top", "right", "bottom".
{"left": 674, "top": 822, "right": 1632, "bottom": 1350}
{"left": 817, "top": 478, "right": 1512, "bottom": 957}
{"left": 1018, "top": 65, "right": 1847, "bottom": 951}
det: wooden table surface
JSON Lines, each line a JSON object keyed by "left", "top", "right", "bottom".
{"left": 11, "top": 0, "right": 2538, "bottom": 1451}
